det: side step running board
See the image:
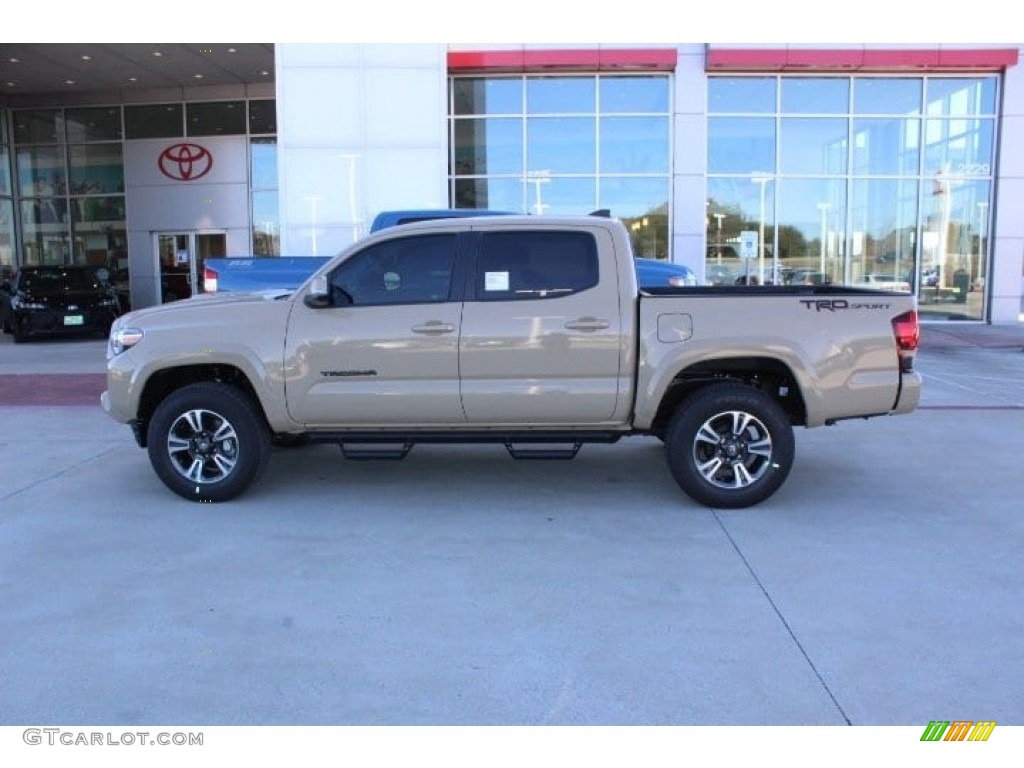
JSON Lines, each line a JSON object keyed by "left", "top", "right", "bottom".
{"left": 505, "top": 442, "right": 582, "bottom": 460}
{"left": 339, "top": 442, "right": 413, "bottom": 460}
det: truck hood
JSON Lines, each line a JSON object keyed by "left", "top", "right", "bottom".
{"left": 117, "top": 289, "right": 291, "bottom": 325}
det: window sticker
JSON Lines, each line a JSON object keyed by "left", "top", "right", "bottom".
{"left": 484, "top": 271, "right": 510, "bottom": 291}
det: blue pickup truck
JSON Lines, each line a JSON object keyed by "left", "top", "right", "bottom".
{"left": 203, "top": 209, "right": 698, "bottom": 294}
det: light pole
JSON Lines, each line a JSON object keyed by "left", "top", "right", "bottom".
{"left": 976, "top": 201, "right": 988, "bottom": 284}
{"left": 525, "top": 170, "right": 551, "bottom": 215}
{"left": 752, "top": 175, "right": 771, "bottom": 284}
{"left": 303, "top": 195, "right": 323, "bottom": 256}
{"left": 713, "top": 213, "right": 726, "bottom": 264}
{"left": 817, "top": 202, "right": 831, "bottom": 275}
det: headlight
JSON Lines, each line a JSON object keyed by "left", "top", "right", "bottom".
{"left": 108, "top": 326, "right": 144, "bottom": 358}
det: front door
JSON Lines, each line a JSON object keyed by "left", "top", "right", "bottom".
{"left": 155, "top": 231, "right": 226, "bottom": 302}
{"left": 284, "top": 232, "right": 465, "bottom": 427}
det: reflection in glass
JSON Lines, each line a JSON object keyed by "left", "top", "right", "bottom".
{"left": 527, "top": 77, "right": 595, "bottom": 114}
{"left": 708, "top": 117, "right": 775, "bottom": 174}
{"left": 125, "top": 104, "right": 183, "bottom": 139}
{"left": 599, "top": 117, "right": 669, "bottom": 174}
{"left": 69, "top": 144, "right": 124, "bottom": 195}
{"left": 0, "top": 199, "right": 14, "bottom": 271}
{"left": 853, "top": 78, "right": 921, "bottom": 114}
{"left": 21, "top": 196, "right": 68, "bottom": 226}
{"left": 918, "top": 177, "right": 989, "bottom": 319}
{"left": 20, "top": 199, "right": 70, "bottom": 265}
{"left": 187, "top": 101, "right": 246, "bottom": 136}
{"left": 17, "top": 147, "right": 68, "bottom": 196}
{"left": 249, "top": 100, "right": 277, "bottom": 134}
{"left": 0, "top": 144, "right": 10, "bottom": 196}
{"left": 453, "top": 118, "right": 522, "bottom": 175}
{"left": 452, "top": 78, "right": 523, "bottom": 116}
{"left": 779, "top": 118, "right": 848, "bottom": 175}
{"left": 13, "top": 110, "right": 63, "bottom": 144}
{"left": 454, "top": 177, "right": 526, "bottom": 211}
{"left": 925, "top": 78, "right": 997, "bottom": 116}
{"left": 852, "top": 118, "right": 920, "bottom": 176}
{"left": 72, "top": 195, "right": 125, "bottom": 223}
{"left": 705, "top": 176, "right": 775, "bottom": 285}
{"left": 250, "top": 137, "right": 278, "bottom": 189}
{"left": 603, "top": 193, "right": 665, "bottom": 262}
{"left": 708, "top": 77, "right": 776, "bottom": 113}
{"left": 523, "top": 176, "right": 594, "bottom": 216}
{"left": 923, "top": 118, "right": 994, "bottom": 177}
{"left": 600, "top": 76, "right": 669, "bottom": 113}
{"left": 599, "top": 177, "right": 668, "bottom": 258}
{"left": 72, "top": 219, "right": 127, "bottom": 268}
{"left": 252, "top": 191, "right": 280, "bottom": 256}
{"left": 849, "top": 178, "right": 919, "bottom": 286}
{"left": 775, "top": 178, "right": 847, "bottom": 284}
{"left": 598, "top": 177, "right": 669, "bottom": 217}
{"left": 527, "top": 117, "right": 595, "bottom": 174}
{"left": 65, "top": 107, "right": 123, "bottom": 142}
{"left": 707, "top": 74, "right": 995, "bottom": 317}
{"left": 781, "top": 78, "right": 849, "bottom": 114}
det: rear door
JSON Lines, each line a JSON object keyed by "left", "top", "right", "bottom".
{"left": 458, "top": 226, "right": 627, "bottom": 425}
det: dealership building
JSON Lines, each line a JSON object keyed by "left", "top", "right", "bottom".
{"left": 1, "top": 42, "right": 1022, "bottom": 323}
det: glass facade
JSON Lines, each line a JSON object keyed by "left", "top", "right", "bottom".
{"left": 0, "top": 114, "right": 13, "bottom": 277}
{"left": 6, "top": 100, "right": 278, "bottom": 276}
{"left": 449, "top": 75, "right": 672, "bottom": 260}
{"left": 707, "top": 75, "right": 998, "bottom": 320}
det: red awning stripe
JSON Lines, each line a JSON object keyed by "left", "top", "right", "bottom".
{"left": 706, "top": 47, "right": 1019, "bottom": 72}
{"left": 447, "top": 48, "right": 678, "bottom": 73}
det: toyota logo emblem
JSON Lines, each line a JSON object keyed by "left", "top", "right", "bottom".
{"left": 158, "top": 143, "right": 214, "bottom": 181}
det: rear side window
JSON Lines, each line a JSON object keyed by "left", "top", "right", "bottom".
{"left": 475, "top": 231, "right": 599, "bottom": 301}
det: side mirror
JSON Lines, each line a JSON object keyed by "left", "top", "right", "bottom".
{"left": 303, "top": 275, "right": 332, "bottom": 309}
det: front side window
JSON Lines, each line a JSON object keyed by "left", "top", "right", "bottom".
{"left": 330, "top": 234, "right": 457, "bottom": 306}
{"left": 475, "top": 231, "right": 598, "bottom": 300}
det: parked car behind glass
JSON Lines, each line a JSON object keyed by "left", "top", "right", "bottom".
{"left": 0, "top": 265, "right": 122, "bottom": 343}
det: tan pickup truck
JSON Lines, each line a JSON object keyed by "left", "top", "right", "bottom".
{"left": 102, "top": 215, "right": 921, "bottom": 509}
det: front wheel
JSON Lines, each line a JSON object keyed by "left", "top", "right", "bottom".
{"left": 146, "top": 382, "right": 272, "bottom": 502}
{"left": 665, "top": 383, "right": 794, "bottom": 509}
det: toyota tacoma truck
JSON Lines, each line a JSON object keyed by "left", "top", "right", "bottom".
{"left": 102, "top": 215, "right": 921, "bottom": 509}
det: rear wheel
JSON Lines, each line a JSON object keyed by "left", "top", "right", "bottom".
{"left": 146, "top": 382, "right": 272, "bottom": 502}
{"left": 665, "top": 383, "right": 794, "bottom": 509}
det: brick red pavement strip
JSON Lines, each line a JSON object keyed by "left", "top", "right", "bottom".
{"left": 0, "top": 374, "right": 107, "bottom": 406}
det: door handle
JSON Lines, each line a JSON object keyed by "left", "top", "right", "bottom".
{"left": 412, "top": 321, "right": 455, "bottom": 335}
{"left": 564, "top": 317, "right": 610, "bottom": 331}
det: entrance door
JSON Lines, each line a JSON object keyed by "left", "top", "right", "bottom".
{"left": 155, "top": 231, "right": 226, "bottom": 302}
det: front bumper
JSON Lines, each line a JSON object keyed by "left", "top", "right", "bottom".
{"left": 13, "top": 307, "right": 117, "bottom": 338}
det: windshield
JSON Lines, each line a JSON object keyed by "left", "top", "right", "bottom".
{"left": 19, "top": 267, "right": 110, "bottom": 293}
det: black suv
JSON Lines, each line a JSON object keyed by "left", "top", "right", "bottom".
{"left": 0, "top": 265, "right": 122, "bottom": 343}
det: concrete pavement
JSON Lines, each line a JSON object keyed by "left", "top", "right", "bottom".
{"left": 1, "top": 322, "right": 1022, "bottom": 725}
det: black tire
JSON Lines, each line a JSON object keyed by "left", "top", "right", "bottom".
{"left": 146, "top": 382, "right": 272, "bottom": 503}
{"left": 665, "top": 383, "right": 794, "bottom": 509}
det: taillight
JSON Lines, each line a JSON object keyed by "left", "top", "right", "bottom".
{"left": 892, "top": 309, "right": 919, "bottom": 373}
{"left": 203, "top": 266, "right": 218, "bottom": 293}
